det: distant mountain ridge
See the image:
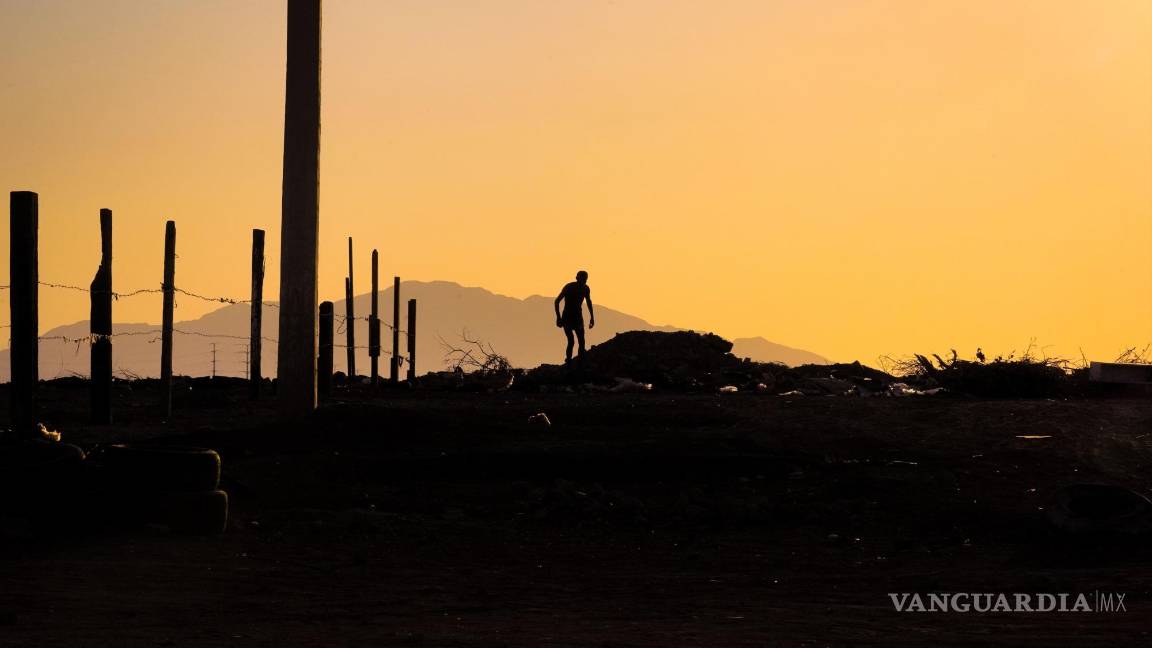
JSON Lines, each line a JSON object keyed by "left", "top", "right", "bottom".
{"left": 0, "top": 280, "right": 828, "bottom": 380}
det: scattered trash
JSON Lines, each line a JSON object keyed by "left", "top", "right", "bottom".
{"left": 887, "top": 383, "right": 943, "bottom": 397}
{"left": 777, "top": 390, "right": 804, "bottom": 397}
{"left": 1016, "top": 435, "right": 1052, "bottom": 440}
{"left": 718, "top": 385, "right": 739, "bottom": 394}
{"left": 609, "top": 377, "right": 653, "bottom": 393}
{"left": 903, "top": 351, "right": 1072, "bottom": 398}
{"left": 528, "top": 413, "right": 552, "bottom": 427}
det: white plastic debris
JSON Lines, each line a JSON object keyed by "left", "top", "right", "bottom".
{"left": 888, "top": 382, "right": 924, "bottom": 397}
{"left": 718, "top": 385, "right": 739, "bottom": 394}
{"left": 777, "top": 390, "right": 804, "bottom": 397}
{"left": 528, "top": 412, "right": 552, "bottom": 427}
{"left": 609, "top": 377, "right": 653, "bottom": 393}
{"left": 887, "top": 383, "right": 945, "bottom": 397}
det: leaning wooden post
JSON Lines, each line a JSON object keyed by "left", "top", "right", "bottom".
{"left": 9, "top": 191, "right": 38, "bottom": 433}
{"left": 390, "top": 276, "right": 400, "bottom": 383}
{"left": 345, "top": 237, "right": 356, "bottom": 378}
{"left": 90, "top": 208, "right": 113, "bottom": 424}
{"left": 318, "top": 301, "right": 333, "bottom": 398}
{"left": 369, "top": 250, "right": 380, "bottom": 385}
{"left": 407, "top": 298, "right": 417, "bottom": 381}
{"left": 250, "top": 229, "right": 265, "bottom": 399}
{"left": 160, "top": 220, "right": 176, "bottom": 419}
{"left": 276, "top": 0, "right": 322, "bottom": 415}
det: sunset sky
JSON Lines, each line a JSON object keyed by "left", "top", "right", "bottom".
{"left": 1, "top": 0, "right": 1149, "bottom": 365}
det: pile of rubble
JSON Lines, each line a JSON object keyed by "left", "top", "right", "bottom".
{"left": 520, "top": 331, "right": 910, "bottom": 395}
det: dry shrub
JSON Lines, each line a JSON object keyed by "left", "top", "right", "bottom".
{"left": 896, "top": 345, "right": 1075, "bottom": 398}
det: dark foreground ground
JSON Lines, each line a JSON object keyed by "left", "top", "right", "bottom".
{"left": 2, "top": 380, "right": 1151, "bottom": 646}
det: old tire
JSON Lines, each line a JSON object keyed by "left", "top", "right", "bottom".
{"left": 0, "top": 443, "right": 86, "bottom": 517}
{"left": 88, "top": 444, "right": 221, "bottom": 492}
{"left": 86, "top": 488, "right": 229, "bottom": 535}
{"left": 162, "top": 490, "right": 229, "bottom": 535}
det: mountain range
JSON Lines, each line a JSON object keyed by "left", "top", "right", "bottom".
{"left": 0, "top": 281, "right": 828, "bottom": 380}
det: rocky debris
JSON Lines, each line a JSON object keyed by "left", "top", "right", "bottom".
{"left": 520, "top": 331, "right": 898, "bottom": 394}
{"left": 791, "top": 361, "right": 897, "bottom": 395}
{"left": 418, "top": 367, "right": 522, "bottom": 392}
{"left": 522, "top": 331, "right": 794, "bottom": 391}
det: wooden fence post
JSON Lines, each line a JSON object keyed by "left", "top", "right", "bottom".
{"left": 318, "top": 301, "right": 333, "bottom": 398}
{"left": 344, "top": 277, "right": 354, "bottom": 378}
{"left": 345, "top": 237, "right": 356, "bottom": 378}
{"left": 250, "top": 229, "right": 265, "bottom": 399}
{"left": 276, "top": 0, "right": 322, "bottom": 415}
{"left": 160, "top": 220, "right": 176, "bottom": 420}
{"left": 9, "top": 191, "right": 38, "bottom": 433}
{"left": 369, "top": 249, "right": 380, "bottom": 385}
{"left": 390, "top": 276, "right": 400, "bottom": 383}
{"left": 407, "top": 298, "right": 416, "bottom": 381}
{"left": 90, "top": 208, "right": 113, "bottom": 424}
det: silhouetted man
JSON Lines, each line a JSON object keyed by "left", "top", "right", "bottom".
{"left": 555, "top": 270, "right": 595, "bottom": 362}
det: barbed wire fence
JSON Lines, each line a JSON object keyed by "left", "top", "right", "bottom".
{"left": 0, "top": 280, "right": 412, "bottom": 375}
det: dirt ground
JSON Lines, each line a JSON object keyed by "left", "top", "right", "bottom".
{"left": 2, "top": 381, "right": 1151, "bottom": 646}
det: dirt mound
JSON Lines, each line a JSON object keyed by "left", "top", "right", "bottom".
{"left": 523, "top": 331, "right": 794, "bottom": 390}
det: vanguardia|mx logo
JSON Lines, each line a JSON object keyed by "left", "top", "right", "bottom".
{"left": 888, "top": 592, "right": 1127, "bottom": 613}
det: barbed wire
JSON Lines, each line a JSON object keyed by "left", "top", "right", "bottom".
{"left": 4, "top": 283, "right": 412, "bottom": 325}
{"left": 333, "top": 313, "right": 405, "bottom": 333}
{"left": 12, "top": 280, "right": 282, "bottom": 307}
{"left": 29, "top": 329, "right": 409, "bottom": 359}
{"left": 5, "top": 282, "right": 413, "bottom": 362}
{"left": 173, "top": 287, "right": 280, "bottom": 308}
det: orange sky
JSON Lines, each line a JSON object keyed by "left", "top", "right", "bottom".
{"left": 1, "top": 0, "right": 1149, "bottom": 365}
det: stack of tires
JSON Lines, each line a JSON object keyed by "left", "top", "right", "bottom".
{"left": 86, "top": 444, "right": 229, "bottom": 535}
{"left": 0, "top": 441, "right": 88, "bottom": 530}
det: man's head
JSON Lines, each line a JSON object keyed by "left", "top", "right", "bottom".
{"left": 575, "top": 270, "right": 589, "bottom": 284}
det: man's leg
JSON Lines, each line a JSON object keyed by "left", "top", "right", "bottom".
{"left": 575, "top": 327, "right": 586, "bottom": 356}
{"left": 564, "top": 328, "right": 575, "bottom": 362}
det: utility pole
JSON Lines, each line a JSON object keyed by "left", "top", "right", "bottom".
{"left": 211, "top": 343, "right": 218, "bottom": 379}
{"left": 276, "top": 0, "right": 322, "bottom": 414}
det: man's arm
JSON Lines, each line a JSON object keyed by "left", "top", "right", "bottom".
{"left": 554, "top": 291, "right": 564, "bottom": 326}
{"left": 586, "top": 289, "right": 595, "bottom": 328}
